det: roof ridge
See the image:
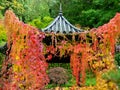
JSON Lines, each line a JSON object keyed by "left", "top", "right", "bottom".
{"left": 42, "top": 3, "right": 83, "bottom": 34}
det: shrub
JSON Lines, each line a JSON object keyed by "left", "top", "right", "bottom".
{"left": 102, "top": 69, "right": 120, "bottom": 89}
{"left": 0, "top": 53, "right": 5, "bottom": 70}
{"left": 28, "top": 16, "right": 53, "bottom": 29}
{"left": 0, "top": 12, "right": 3, "bottom": 19}
{"left": 28, "top": 18, "right": 43, "bottom": 29}
{"left": 48, "top": 67, "right": 69, "bottom": 86}
{"left": 0, "top": 24, "right": 7, "bottom": 44}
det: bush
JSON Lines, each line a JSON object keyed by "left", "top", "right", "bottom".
{"left": 0, "top": 12, "right": 3, "bottom": 19}
{"left": 0, "top": 53, "right": 5, "bottom": 70}
{"left": 28, "top": 18, "right": 42, "bottom": 29}
{"left": 48, "top": 67, "right": 69, "bottom": 86}
{"left": 28, "top": 16, "right": 53, "bottom": 29}
{"left": 0, "top": 24, "right": 7, "bottom": 44}
{"left": 102, "top": 69, "right": 120, "bottom": 89}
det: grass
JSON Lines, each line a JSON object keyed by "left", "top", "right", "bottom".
{"left": 85, "top": 71, "right": 96, "bottom": 86}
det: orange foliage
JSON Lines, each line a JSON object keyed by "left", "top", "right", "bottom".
{"left": 44, "top": 12, "right": 120, "bottom": 87}
{"left": 1, "top": 10, "right": 120, "bottom": 89}
{"left": 70, "top": 13, "right": 120, "bottom": 87}
{"left": 0, "top": 10, "right": 49, "bottom": 89}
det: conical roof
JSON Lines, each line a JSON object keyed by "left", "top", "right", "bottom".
{"left": 42, "top": 4, "right": 83, "bottom": 34}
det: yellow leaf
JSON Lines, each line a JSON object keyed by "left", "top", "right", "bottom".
{"left": 13, "top": 64, "right": 21, "bottom": 72}
{"left": 16, "top": 55, "right": 20, "bottom": 60}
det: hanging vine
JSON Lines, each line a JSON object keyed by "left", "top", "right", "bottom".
{"left": 44, "top": 13, "right": 120, "bottom": 87}
{"left": 1, "top": 10, "right": 120, "bottom": 89}
{"left": 0, "top": 10, "right": 49, "bottom": 89}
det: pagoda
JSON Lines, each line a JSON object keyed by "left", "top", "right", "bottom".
{"left": 42, "top": 4, "right": 84, "bottom": 63}
{"left": 42, "top": 4, "right": 83, "bottom": 34}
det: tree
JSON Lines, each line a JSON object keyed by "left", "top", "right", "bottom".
{"left": 50, "top": 0, "right": 120, "bottom": 28}
{"left": 0, "top": 0, "right": 51, "bottom": 22}
{"left": 0, "top": 0, "right": 25, "bottom": 19}
{"left": 20, "top": 0, "right": 50, "bottom": 22}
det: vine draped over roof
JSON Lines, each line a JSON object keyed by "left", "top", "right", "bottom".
{"left": 1, "top": 10, "right": 120, "bottom": 89}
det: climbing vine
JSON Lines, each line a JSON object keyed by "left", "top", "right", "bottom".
{"left": 44, "top": 13, "right": 120, "bottom": 88}
{"left": 0, "top": 10, "right": 49, "bottom": 89}
{"left": 1, "top": 10, "right": 120, "bottom": 89}
{"left": 70, "top": 13, "right": 120, "bottom": 87}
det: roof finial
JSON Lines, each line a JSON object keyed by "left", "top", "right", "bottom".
{"left": 59, "top": 1, "right": 62, "bottom": 15}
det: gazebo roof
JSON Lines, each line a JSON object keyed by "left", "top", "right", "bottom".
{"left": 42, "top": 4, "right": 83, "bottom": 34}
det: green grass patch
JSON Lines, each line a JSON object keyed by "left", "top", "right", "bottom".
{"left": 85, "top": 71, "right": 96, "bottom": 86}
